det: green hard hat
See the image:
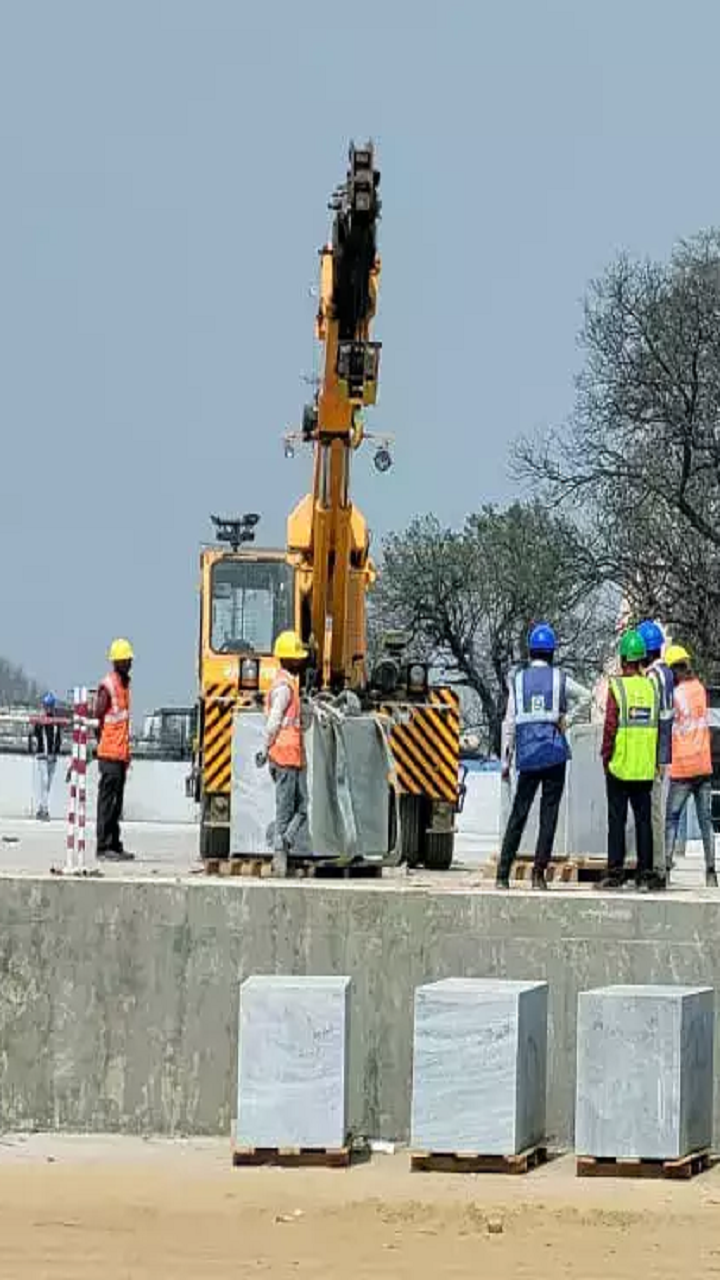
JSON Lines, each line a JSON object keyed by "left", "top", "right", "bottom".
{"left": 619, "top": 628, "right": 646, "bottom": 662}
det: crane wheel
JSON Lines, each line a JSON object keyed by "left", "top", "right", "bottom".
{"left": 397, "top": 794, "right": 423, "bottom": 868}
{"left": 200, "top": 821, "right": 229, "bottom": 860}
{"left": 422, "top": 830, "right": 454, "bottom": 871}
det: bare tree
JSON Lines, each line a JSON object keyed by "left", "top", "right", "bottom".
{"left": 369, "top": 502, "right": 612, "bottom": 752}
{"left": 515, "top": 230, "right": 720, "bottom": 669}
{"left": 0, "top": 657, "right": 42, "bottom": 707}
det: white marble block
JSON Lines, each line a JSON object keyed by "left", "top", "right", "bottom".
{"left": 410, "top": 978, "right": 549, "bottom": 1155}
{"left": 576, "top": 985, "right": 714, "bottom": 1160}
{"left": 237, "top": 975, "right": 351, "bottom": 1149}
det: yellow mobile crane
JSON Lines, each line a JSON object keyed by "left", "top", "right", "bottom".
{"left": 191, "top": 142, "right": 465, "bottom": 867}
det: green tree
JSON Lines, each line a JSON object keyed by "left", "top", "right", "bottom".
{"left": 370, "top": 501, "right": 611, "bottom": 752}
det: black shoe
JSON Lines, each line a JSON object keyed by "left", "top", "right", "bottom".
{"left": 97, "top": 849, "right": 135, "bottom": 862}
{"left": 707, "top": 869, "right": 718, "bottom": 888}
{"left": 637, "top": 879, "right": 653, "bottom": 893}
{"left": 595, "top": 875, "right": 623, "bottom": 891}
{"left": 495, "top": 873, "right": 510, "bottom": 889}
{"left": 531, "top": 869, "right": 548, "bottom": 891}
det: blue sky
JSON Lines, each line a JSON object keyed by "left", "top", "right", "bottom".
{"left": 2, "top": 0, "right": 720, "bottom": 709}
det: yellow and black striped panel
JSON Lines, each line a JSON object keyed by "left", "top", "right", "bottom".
{"left": 385, "top": 687, "right": 460, "bottom": 804}
{"left": 202, "top": 682, "right": 236, "bottom": 794}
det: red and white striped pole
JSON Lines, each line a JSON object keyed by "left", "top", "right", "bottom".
{"left": 65, "top": 687, "right": 89, "bottom": 872}
{"left": 76, "top": 687, "right": 88, "bottom": 868}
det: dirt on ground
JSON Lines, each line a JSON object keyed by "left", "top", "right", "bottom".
{"left": 2, "top": 1135, "right": 720, "bottom": 1279}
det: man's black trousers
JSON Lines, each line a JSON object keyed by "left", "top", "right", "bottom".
{"left": 96, "top": 758, "right": 128, "bottom": 853}
{"left": 605, "top": 771, "right": 653, "bottom": 881}
{"left": 498, "top": 763, "right": 567, "bottom": 875}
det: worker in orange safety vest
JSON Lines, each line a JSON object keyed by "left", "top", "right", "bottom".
{"left": 95, "top": 637, "right": 134, "bottom": 862}
{"left": 664, "top": 643, "right": 717, "bottom": 887}
{"left": 255, "top": 631, "right": 309, "bottom": 876}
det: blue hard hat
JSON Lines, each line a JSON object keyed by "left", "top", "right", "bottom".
{"left": 637, "top": 620, "right": 664, "bottom": 653}
{"left": 528, "top": 622, "right": 556, "bottom": 652}
{"left": 42, "top": 691, "right": 56, "bottom": 708}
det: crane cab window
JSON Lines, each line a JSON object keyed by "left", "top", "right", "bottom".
{"left": 210, "top": 560, "right": 293, "bottom": 655}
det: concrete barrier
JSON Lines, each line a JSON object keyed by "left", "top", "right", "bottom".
{"left": 0, "top": 757, "right": 196, "bottom": 824}
{"left": 500, "top": 724, "right": 701, "bottom": 854}
{"left": 0, "top": 755, "right": 500, "bottom": 846}
{"left": 0, "top": 875, "right": 719, "bottom": 1145}
{"left": 0, "top": 750, "right": 697, "bottom": 856}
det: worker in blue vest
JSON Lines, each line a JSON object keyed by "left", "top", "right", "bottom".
{"left": 637, "top": 619, "right": 675, "bottom": 890}
{"left": 497, "top": 623, "right": 591, "bottom": 890}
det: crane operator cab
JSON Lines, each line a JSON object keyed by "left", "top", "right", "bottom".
{"left": 190, "top": 515, "right": 297, "bottom": 858}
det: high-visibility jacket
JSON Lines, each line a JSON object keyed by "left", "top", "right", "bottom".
{"left": 670, "top": 677, "right": 712, "bottom": 780}
{"left": 608, "top": 674, "right": 658, "bottom": 782}
{"left": 513, "top": 665, "right": 568, "bottom": 772}
{"left": 647, "top": 660, "right": 674, "bottom": 766}
{"left": 97, "top": 671, "right": 131, "bottom": 763}
{"left": 265, "top": 670, "right": 303, "bottom": 768}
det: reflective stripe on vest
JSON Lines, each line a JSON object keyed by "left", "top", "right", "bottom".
{"left": 97, "top": 672, "right": 131, "bottom": 763}
{"left": 513, "top": 665, "right": 569, "bottom": 773}
{"left": 648, "top": 660, "right": 674, "bottom": 766}
{"left": 671, "top": 678, "right": 712, "bottom": 780}
{"left": 608, "top": 675, "right": 658, "bottom": 782}
{"left": 265, "top": 671, "right": 303, "bottom": 769}
{"left": 514, "top": 666, "right": 565, "bottom": 724}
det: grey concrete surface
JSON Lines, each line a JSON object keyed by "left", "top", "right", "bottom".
{"left": 2, "top": 875, "right": 720, "bottom": 1145}
{"left": 0, "top": 819, "right": 200, "bottom": 877}
{"left": 0, "top": 813, "right": 709, "bottom": 886}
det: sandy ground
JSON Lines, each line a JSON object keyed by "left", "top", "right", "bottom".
{"left": 0, "top": 1136, "right": 719, "bottom": 1279}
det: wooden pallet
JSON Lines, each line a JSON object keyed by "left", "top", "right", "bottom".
{"left": 577, "top": 1149, "right": 711, "bottom": 1180}
{"left": 203, "top": 856, "right": 383, "bottom": 880}
{"left": 204, "top": 857, "right": 274, "bottom": 878}
{"left": 486, "top": 857, "right": 617, "bottom": 885}
{"left": 486, "top": 859, "right": 578, "bottom": 884}
{"left": 410, "top": 1145, "right": 547, "bottom": 1175}
{"left": 232, "top": 1145, "right": 351, "bottom": 1169}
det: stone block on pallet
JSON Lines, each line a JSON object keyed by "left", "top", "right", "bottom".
{"left": 575, "top": 985, "right": 714, "bottom": 1160}
{"left": 410, "top": 978, "right": 548, "bottom": 1155}
{"left": 237, "top": 975, "right": 351, "bottom": 1150}
{"left": 230, "top": 713, "right": 277, "bottom": 856}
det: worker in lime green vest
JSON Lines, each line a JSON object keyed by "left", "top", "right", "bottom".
{"left": 599, "top": 628, "right": 660, "bottom": 891}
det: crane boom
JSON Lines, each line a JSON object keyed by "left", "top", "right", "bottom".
{"left": 193, "top": 140, "right": 463, "bottom": 871}
{"left": 287, "top": 142, "right": 382, "bottom": 689}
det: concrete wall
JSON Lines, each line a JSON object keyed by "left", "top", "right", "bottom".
{"left": 0, "top": 758, "right": 196, "bottom": 824}
{"left": 0, "top": 875, "right": 718, "bottom": 1146}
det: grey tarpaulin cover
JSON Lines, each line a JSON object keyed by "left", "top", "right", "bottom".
{"left": 306, "top": 696, "right": 398, "bottom": 862}
{"left": 230, "top": 701, "right": 399, "bottom": 862}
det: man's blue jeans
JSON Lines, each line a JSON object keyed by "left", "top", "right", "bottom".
{"left": 666, "top": 777, "right": 716, "bottom": 871}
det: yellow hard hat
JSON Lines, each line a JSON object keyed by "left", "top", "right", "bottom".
{"left": 273, "top": 631, "right": 307, "bottom": 661}
{"left": 665, "top": 643, "right": 690, "bottom": 667}
{"left": 108, "top": 638, "right": 134, "bottom": 662}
